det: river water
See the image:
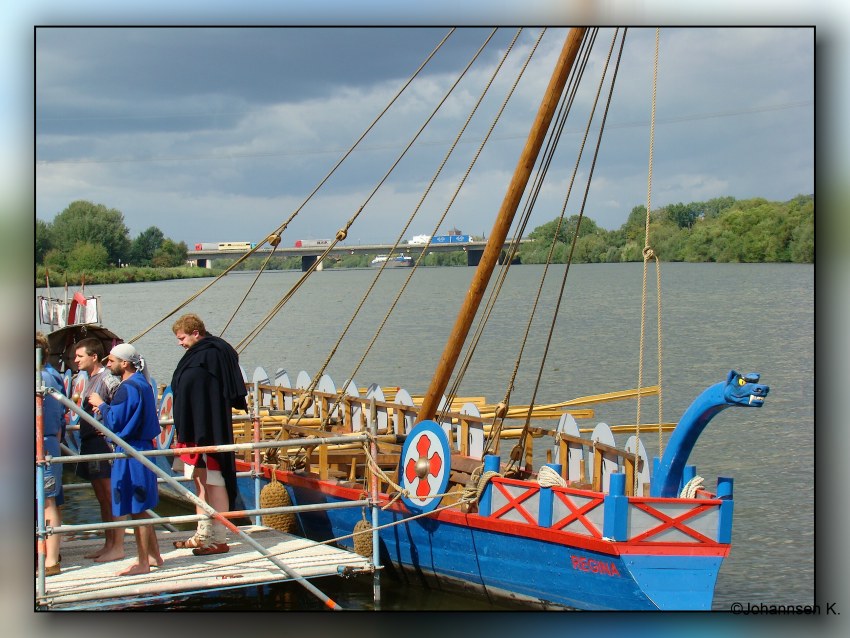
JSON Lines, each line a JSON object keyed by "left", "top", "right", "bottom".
{"left": 39, "top": 262, "right": 814, "bottom": 611}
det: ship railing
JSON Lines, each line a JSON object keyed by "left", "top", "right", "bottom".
{"left": 248, "top": 380, "right": 561, "bottom": 465}
{"left": 548, "top": 431, "right": 642, "bottom": 495}
{"left": 480, "top": 470, "right": 734, "bottom": 546}
{"left": 246, "top": 379, "right": 667, "bottom": 493}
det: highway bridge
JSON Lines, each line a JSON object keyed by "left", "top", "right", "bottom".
{"left": 188, "top": 240, "right": 528, "bottom": 271}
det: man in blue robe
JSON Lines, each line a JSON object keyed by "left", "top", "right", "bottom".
{"left": 89, "top": 343, "right": 163, "bottom": 576}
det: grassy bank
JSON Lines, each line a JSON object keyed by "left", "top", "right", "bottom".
{"left": 36, "top": 265, "right": 224, "bottom": 287}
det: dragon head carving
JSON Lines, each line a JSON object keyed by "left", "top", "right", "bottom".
{"left": 723, "top": 370, "right": 769, "bottom": 407}
{"left": 650, "top": 369, "right": 771, "bottom": 497}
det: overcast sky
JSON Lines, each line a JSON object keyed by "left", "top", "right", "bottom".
{"left": 33, "top": 26, "right": 814, "bottom": 247}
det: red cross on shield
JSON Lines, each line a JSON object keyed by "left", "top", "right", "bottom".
{"left": 399, "top": 420, "right": 451, "bottom": 513}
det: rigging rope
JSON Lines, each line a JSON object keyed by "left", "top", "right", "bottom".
{"left": 490, "top": 29, "right": 628, "bottom": 473}
{"left": 257, "top": 28, "right": 520, "bottom": 438}
{"left": 125, "top": 29, "right": 456, "bottom": 345}
{"left": 473, "top": 30, "right": 599, "bottom": 455}
{"left": 293, "top": 29, "right": 546, "bottom": 435}
{"left": 484, "top": 29, "right": 607, "bottom": 462}
{"left": 302, "top": 28, "right": 519, "bottom": 419}
{"left": 343, "top": 29, "right": 544, "bottom": 429}
{"left": 455, "top": 30, "right": 599, "bottom": 449}
{"left": 634, "top": 27, "right": 664, "bottom": 496}
{"left": 220, "top": 233, "right": 281, "bottom": 338}
{"left": 235, "top": 29, "right": 498, "bottom": 355}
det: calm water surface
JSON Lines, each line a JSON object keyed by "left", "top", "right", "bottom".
{"left": 42, "top": 262, "right": 814, "bottom": 611}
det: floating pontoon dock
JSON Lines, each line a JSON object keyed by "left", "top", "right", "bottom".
{"left": 37, "top": 525, "right": 373, "bottom": 610}
{"left": 36, "top": 380, "right": 384, "bottom": 611}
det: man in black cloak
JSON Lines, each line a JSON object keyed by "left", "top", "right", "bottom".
{"left": 169, "top": 313, "right": 247, "bottom": 555}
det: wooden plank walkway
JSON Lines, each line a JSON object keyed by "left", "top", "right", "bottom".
{"left": 36, "top": 525, "right": 373, "bottom": 610}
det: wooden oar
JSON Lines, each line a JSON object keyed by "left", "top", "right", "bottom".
{"left": 547, "top": 386, "right": 660, "bottom": 408}
{"left": 579, "top": 422, "right": 676, "bottom": 434}
{"left": 478, "top": 407, "right": 594, "bottom": 420}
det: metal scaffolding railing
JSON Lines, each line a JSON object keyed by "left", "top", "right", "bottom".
{"left": 35, "top": 370, "right": 386, "bottom": 610}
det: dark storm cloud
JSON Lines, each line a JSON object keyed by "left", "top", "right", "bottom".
{"left": 34, "top": 27, "right": 814, "bottom": 244}
{"left": 35, "top": 27, "right": 503, "bottom": 138}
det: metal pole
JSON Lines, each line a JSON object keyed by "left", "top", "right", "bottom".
{"left": 369, "top": 395, "right": 381, "bottom": 608}
{"left": 252, "top": 383, "right": 262, "bottom": 526}
{"left": 46, "top": 387, "right": 344, "bottom": 611}
{"left": 35, "top": 347, "right": 46, "bottom": 599}
{"left": 52, "top": 499, "right": 369, "bottom": 534}
{"left": 47, "top": 432, "right": 403, "bottom": 463}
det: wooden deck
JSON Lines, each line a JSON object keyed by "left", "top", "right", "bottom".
{"left": 36, "top": 525, "right": 374, "bottom": 610}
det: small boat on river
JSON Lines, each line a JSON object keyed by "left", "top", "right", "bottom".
{"left": 369, "top": 254, "right": 413, "bottom": 268}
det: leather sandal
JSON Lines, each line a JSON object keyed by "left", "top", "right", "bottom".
{"left": 173, "top": 535, "right": 204, "bottom": 549}
{"left": 192, "top": 543, "right": 229, "bottom": 556}
{"left": 44, "top": 563, "right": 61, "bottom": 577}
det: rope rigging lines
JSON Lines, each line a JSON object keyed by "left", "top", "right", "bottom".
{"left": 126, "top": 28, "right": 457, "bottom": 345}
{"left": 634, "top": 27, "right": 665, "bottom": 496}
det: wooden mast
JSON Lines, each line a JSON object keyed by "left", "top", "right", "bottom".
{"left": 418, "top": 27, "right": 587, "bottom": 421}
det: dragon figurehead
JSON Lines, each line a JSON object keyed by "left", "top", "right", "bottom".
{"left": 650, "top": 370, "right": 770, "bottom": 497}
{"left": 723, "top": 370, "right": 769, "bottom": 407}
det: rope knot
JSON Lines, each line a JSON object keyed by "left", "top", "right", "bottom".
{"left": 642, "top": 246, "right": 655, "bottom": 260}
{"left": 267, "top": 233, "right": 282, "bottom": 247}
{"left": 336, "top": 229, "right": 348, "bottom": 242}
{"left": 537, "top": 464, "right": 567, "bottom": 488}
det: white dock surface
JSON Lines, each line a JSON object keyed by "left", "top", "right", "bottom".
{"left": 37, "top": 525, "right": 373, "bottom": 609}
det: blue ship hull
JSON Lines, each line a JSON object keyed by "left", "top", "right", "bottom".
{"left": 235, "top": 468, "right": 726, "bottom": 610}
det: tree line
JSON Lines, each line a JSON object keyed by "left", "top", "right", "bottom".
{"left": 520, "top": 194, "right": 813, "bottom": 264}
{"left": 36, "top": 194, "right": 813, "bottom": 285}
{"left": 37, "top": 200, "right": 189, "bottom": 269}
{"left": 36, "top": 200, "right": 194, "bottom": 285}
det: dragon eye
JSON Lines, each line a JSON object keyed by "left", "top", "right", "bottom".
{"left": 738, "top": 377, "right": 745, "bottom": 386}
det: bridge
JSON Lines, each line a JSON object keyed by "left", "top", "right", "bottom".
{"left": 188, "top": 240, "right": 528, "bottom": 271}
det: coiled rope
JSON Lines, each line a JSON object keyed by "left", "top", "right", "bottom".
{"left": 679, "top": 475, "right": 704, "bottom": 499}
{"left": 536, "top": 464, "right": 567, "bottom": 488}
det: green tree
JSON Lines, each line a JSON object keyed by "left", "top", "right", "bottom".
{"left": 50, "top": 200, "right": 131, "bottom": 265}
{"left": 36, "top": 219, "right": 53, "bottom": 264}
{"left": 646, "top": 220, "right": 686, "bottom": 261}
{"left": 701, "top": 196, "right": 737, "bottom": 219}
{"left": 67, "top": 241, "right": 110, "bottom": 271}
{"left": 663, "top": 202, "right": 700, "bottom": 229}
{"left": 623, "top": 205, "right": 650, "bottom": 243}
{"left": 528, "top": 217, "right": 571, "bottom": 244}
{"left": 790, "top": 220, "right": 814, "bottom": 262}
{"left": 528, "top": 214, "right": 601, "bottom": 245}
{"left": 575, "top": 232, "right": 608, "bottom": 262}
{"left": 151, "top": 239, "right": 189, "bottom": 267}
{"left": 130, "top": 226, "right": 165, "bottom": 266}
{"left": 42, "top": 248, "right": 68, "bottom": 270}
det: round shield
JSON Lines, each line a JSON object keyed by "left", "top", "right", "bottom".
{"left": 69, "top": 371, "right": 88, "bottom": 426}
{"left": 157, "top": 385, "right": 175, "bottom": 449}
{"left": 399, "top": 420, "right": 451, "bottom": 513}
{"left": 62, "top": 369, "right": 72, "bottom": 397}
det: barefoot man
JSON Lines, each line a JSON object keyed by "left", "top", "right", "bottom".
{"left": 73, "top": 338, "right": 124, "bottom": 562}
{"left": 89, "top": 343, "right": 163, "bottom": 576}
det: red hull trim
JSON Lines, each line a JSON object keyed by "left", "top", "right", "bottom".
{"left": 237, "top": 460, "right": 730, "bottom": 558}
